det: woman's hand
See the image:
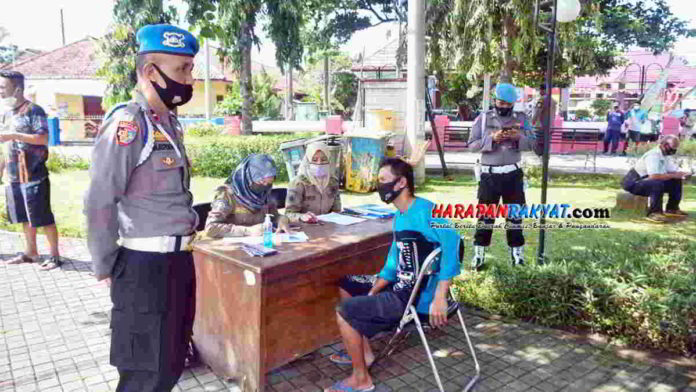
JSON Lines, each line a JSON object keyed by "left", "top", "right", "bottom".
{"left": 300, "top": 212, "right": 318, "bottom": 223}
{"left": 275, "top": 216, "right": 291, "bottom": 233}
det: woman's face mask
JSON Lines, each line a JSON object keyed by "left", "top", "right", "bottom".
{"left": 250, "top": 181, "right": 271, "bottom": 194}
{"left": 310, "top": 163, "right": 329, "bottom": 177}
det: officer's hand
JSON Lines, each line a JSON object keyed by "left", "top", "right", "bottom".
{"left": 429, "top": 297, "right": 448, "bottom": 328}
{"left": 96, "top": 275, "right": 111, "bottom": 287}
{"left": 506, "top": 129, "right": 522, "bottom": 141}
{"left": 0, "top": 133, "right": 14, "bottom": 142}
{"left": 492, "top": 130, "right": 506, "bottom": 143}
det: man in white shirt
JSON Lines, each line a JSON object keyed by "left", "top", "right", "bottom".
{"left": 621, "top": 135, "right": 691, "bottom": 222}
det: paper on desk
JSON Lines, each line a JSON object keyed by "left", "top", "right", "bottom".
{"left": 221, "top": 231, "right": 309, "bottom": 245}
{"left": 318, "top": 212, "right": 366, "bottom": 225}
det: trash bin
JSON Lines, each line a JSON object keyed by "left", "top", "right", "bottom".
{"left": 365, "top": 109, "right": 395, "bottom": 132}
{"left": 343, "top": 131, "right": 391, "bottom": 193}
{"left": 295, "top": 102, "right": 319, "bottom": 121}
{"left": 47, "top": 117, "right": 61, "bottom": 146}
{"left": 279, "top": 138, "right": 308, "bottom": 181}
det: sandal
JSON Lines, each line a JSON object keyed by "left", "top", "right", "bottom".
{"left": 324, "top": 381, "right": 375, "bottom": 392}
{"left": 6, "top": 254, "right": 40, "bottom": 265}
{"left": 39, "top": 256, "right": 63, "bottom": 271}
{"left": 328, "top": 351, "right": 374, "bottom": 366}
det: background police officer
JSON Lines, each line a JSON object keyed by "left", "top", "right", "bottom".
{"left": 84, "top": 24, "right": 199, "bottom": 391}
{"left": 468, "top": 83, "right": 534, "bottom": 270}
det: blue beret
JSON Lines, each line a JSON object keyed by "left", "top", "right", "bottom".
{"left": 136, "top": 24, "right": 199, "bottom": 57}
{"left": 495, "top": 83, "right": 519, "bottom": 104}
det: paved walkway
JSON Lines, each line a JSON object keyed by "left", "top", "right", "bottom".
{"left": 1, "top": 230, "right": 695, "bottom": 392}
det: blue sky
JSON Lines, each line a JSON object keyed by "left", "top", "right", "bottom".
{"left": 1, "top": 0, "right": 694, "bottom": 66}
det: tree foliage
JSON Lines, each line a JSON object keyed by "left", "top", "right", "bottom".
{"left": 215, "top": 72, "right": 282, "bottom": 119}
{"left": 96, "top": 0, "right": 177, "bottom": 109}
{"left": 429, "top": 0, "right": 695, "bottom": 91}
{"left": 591, "top": 98, "right": 613, "bottom": 118}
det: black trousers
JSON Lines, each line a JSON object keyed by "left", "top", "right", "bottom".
{"left": 622, "top": 169, "right": 682, "bottom": 214}
{"left": 110, "top": 248, "right": 196, "bottom": 392}
{"left": 474, "top": 169, "right": 526, "bottom": 247}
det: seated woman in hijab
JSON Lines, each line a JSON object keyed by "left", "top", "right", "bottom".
{"left": 206, "top": 154, "right": 290, "bottom": 238}
{"left": 285, "top": 142, "right": 342, "bottom": 223}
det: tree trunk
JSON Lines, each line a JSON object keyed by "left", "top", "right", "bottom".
{"left": 240, "top": 22, "right": 254, "bottom": 135}
{"left": 499, "top": 14, "right": 517, "bottom": 83}
{"left": 324, "top": 56, "right": 330, "bottom": 113}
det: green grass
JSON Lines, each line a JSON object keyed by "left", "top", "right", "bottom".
{"left": 2, "top": 170, "right": 695, "bottom": 356}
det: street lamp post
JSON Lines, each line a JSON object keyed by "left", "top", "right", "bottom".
{"left": 534, "top": 0, "right": 581, "bottom": 265}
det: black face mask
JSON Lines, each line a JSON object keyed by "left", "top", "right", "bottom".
{"left": 150, "top": 64, "right": 193, "bottom": 110}
{"left": 495, "top": 106, "right": 513, "bottom": 117}
{"left": 378, "top": 178, "right": 404, "bottom": 204}
{"left": 662, "top": 144, "right": 677, "bottom": 156}
{"left": 250, "top": 183, "right": 271, "bottom": 194}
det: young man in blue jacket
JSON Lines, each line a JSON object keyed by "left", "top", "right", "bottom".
{"left": 324, "top": 158, "right": 462, "bottom": 392}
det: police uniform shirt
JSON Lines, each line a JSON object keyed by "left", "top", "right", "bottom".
{"left": 633, "top": 146, "right": 678, "bottom": 177}
{"left": 467, "top": 110, "right": 534, "bottom": 166}
{"left": 84, "top": 91, "right": 198, "bottom": 278}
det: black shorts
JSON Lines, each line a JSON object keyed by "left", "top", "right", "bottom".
{"left": 337, "top": 275, "right": 407, "bottom": 338}
{"left": 5, "top": 178, "right": 55, "bottom": 228}
{"left": 628, "top": 131, "right": 654, "bottom": 143}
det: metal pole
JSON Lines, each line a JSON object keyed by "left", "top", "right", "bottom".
{"left": 537, "top": 0, "right": 558, "bottom": 265}
{"left": 204, "top": 40, "right": 211, "bottom": 121}
{"left": 60, "top": 9, "right": 66, "bottom": 46}
{"left": 406, "top": 0, "right": 426, "bottom": 185}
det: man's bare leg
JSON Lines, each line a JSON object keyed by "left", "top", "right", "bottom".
{"left": 326, "top": 313, "right": 374, "bottom": 391}
{"left": 23, "top": 223, "right": 39, "bottom": 257}
{"left": 338, "top": 288, "right": 375, "bottom": 364}
{"left": 42, "top": 224, "right": 60, "bottom": 257}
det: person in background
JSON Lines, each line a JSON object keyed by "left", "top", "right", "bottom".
{"left": 532, "top": 84, "right": 558, "bottom": 130}
{"left": 603, "top": 104, "right": 625, "bottom": 155}
{"left": 206, "top": 153, "right": 290, "bottom": 238}
{"left": 621, "top": 102, "right": 648, "bottom": 155}
{"left": 621, "top": 135, "right": 691, "bottom": 223}
{"left": 325, "top": 158, "right": 462, "bottom": 392}
{"left": 0, "top": 70, "right": 62, "bottom": 271}
{"left": 680, "top": 109, "right": 695, "bottom": 140}
{"left": 468, "top": 83, "right": 534, "bottom": 269}
{"left": 285, "top": 142, "right": 341, "bottom": 223}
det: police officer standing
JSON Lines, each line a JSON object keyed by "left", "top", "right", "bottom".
{"left": 468, "top": 83, "right": 534, "bottom": 270}
{"left": 84, "top": 25, "right": 199, "bottom": 391}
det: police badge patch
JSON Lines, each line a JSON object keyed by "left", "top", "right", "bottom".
{"left": 116, "top": 121, "right": 138, "bottom": 146}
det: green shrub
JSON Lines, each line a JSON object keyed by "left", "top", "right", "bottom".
{"left": 186, "top": 133, "right": 321, "bottom": 180}
{"left": 186, "top": 123, "right": 223, "bottom": 137}
{"left": 46, "top": 154, "right": 90, "bottom": 173}
{"left": 454, "top": 232, "right": 696, "bottom": 356}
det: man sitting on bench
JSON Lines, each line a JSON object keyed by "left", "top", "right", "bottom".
{"left": 324, "top": 158, "right": 462, "bottom": 392}
{"left": 621, "top": 135, "right": 691, "bottom": 223}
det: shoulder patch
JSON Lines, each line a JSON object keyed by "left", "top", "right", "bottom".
{"left": 116, "top": 121, "right": 139, "bottom": 146}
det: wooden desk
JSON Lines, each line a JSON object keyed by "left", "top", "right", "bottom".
{"left": 192, "top": 219, "right": 393, "bottom": 392}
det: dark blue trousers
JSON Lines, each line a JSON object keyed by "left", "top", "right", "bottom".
{"left": 603, "top": 128, "right": 621, "bottom": 153}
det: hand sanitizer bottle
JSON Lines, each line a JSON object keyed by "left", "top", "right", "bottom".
{"left": 263, "top": 214, "right": 273, "bottom": 249}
